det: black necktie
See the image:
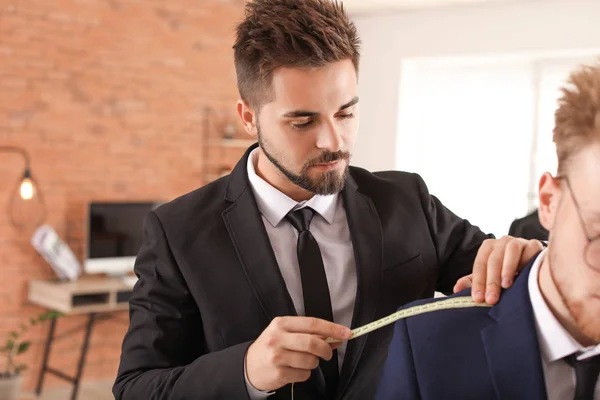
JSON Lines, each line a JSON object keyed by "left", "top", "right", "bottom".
{"left": 564, "top": 353, "right": 600, "bottom": 400}
{"left": 286, "top": 207, "right": 339, "bottom": 397}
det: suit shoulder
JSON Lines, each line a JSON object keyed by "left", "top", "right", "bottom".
{"left": 396, "top": 289, "right": 492, "bottom": 332}
{"left": 349, "top": 166, "right": 420, "bottom": 187}
{"left": 348, "top": 167, "right": 426, "bottom": 200}
{"left": 396, "top": 288, "right": 472, "bottom": 310}
{"left": 152, "top": 176, "right": 230, "bottom": 228}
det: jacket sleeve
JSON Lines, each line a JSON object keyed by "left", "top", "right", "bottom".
{"left": 375, "top": 318, "right": 421, "bottom": 400}
{"left": 413, "top": 173, "right": 494, "bottom": 295}
{"left": 112, "top": 211, "right": 252, "bottom": 400}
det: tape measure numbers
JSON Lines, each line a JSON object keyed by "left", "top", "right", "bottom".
{"left": 325, "top": 296, "right": 492, "bottom": 343}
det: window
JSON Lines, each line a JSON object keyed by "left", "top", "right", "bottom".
{"left": 396, "top": 53, "right": 597, "bottom": 237}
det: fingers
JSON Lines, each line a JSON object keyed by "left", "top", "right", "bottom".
{"left": 499, "top": 238, "right": 541, "bottom": 290}
{"left": 484, "top": 241, "right": 506, "bottom": 305}
{"left": 270, "top": 349, "right": 320, "bottom": 370}
{"left": 330, "top": 341, "right": 343, "bottom": 351}
{"left": 471, "top": 236, "right": 540, "bottom": 306}
{"left": 522, "top": 239, "right": 544, "bottom": 263}
{"left": 471, "top": 239, "right": 494, "bottom": 303}
{"left": 500, "top": 238, "right": 525, "bottom": 289}
{"left": 274, "top": 316, "right": 352, "bottom": 341}
{"left": 247, "top": 316, "right": 347, "bottom": 392}
{"left": 278, "top": 332, "right": 333, "bottom": 361}
{"left": 453, "top": 274, "right": 472, "bottom": 293}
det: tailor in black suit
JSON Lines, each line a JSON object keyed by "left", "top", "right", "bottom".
{"left": 113, "top": 144, "right": 492, "bottom": 400}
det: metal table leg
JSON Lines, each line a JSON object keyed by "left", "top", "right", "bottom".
{"left": 34, "top": 313, "right": 98, "bottom": 400}
{"left": 71, "top": 313, "right": 96, "bottom": 400}
{"left": 35, "top": 317, "right": 57, "bottom": 395}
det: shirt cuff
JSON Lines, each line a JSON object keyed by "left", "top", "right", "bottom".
{"left": 244, "top": 350, "right": 275, "bottom": 399}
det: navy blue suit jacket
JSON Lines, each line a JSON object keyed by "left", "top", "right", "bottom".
{"left": 376, "top": 259, "right": 548, "bottom": 400}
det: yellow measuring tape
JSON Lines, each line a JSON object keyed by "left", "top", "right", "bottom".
{"left": 291, "top": 296, "right": 492, "bottom": 398}
{"left": 325, "top": 295, "right": 492, "bottom": 343}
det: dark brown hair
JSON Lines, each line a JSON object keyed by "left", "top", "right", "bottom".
{"left": 233, "top": 0, "right": 360, "bottom": 110}
{"left": 554, "top": 59, "right": 600, "bottom": 174}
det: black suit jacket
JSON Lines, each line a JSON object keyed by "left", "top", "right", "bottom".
{"left": 508, "top": 210, "right": 549, "bottom": 241}
{"left": 113, "top": 144, "right": 492, "bottom": 400}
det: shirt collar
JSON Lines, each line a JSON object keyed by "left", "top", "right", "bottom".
{"left": 246, "top": 148, "right": 338, "bottom": 227}
{"left": 528, "top": 249, "right": 600, "bottom": 362}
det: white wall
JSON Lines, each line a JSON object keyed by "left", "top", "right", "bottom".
{"left": 351, "top": 0, "right": 600, "bottom": 172}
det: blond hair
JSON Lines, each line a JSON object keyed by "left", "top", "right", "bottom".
{"left": 554, "top": 59, "right": 600, "bottom": 174}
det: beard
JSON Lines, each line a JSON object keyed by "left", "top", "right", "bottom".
{"left": 256, "top": 124, "right": 351, "bottom": 195}
{"left": 549, "top": 240, "right": 600, "bottom": 343}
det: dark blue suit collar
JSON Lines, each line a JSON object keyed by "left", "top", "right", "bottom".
{"left": 488, "top": 256, "right": 538, "bottom": 322}
{"left": 481, "top": 254, "right": 548, "bottom": 400}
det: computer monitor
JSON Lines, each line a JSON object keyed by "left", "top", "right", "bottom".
{"left": 84, "top": 201, "right": 161, "bottom": 276}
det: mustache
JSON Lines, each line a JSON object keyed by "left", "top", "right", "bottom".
{"left": 306, "top": 151, "right": 351, "bottom": 168}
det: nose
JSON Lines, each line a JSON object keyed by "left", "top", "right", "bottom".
{"left": 315, "top": 120, "right": 343, "bottom": 152}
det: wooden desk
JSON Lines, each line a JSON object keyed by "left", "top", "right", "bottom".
{"left": 28, "top": 277, "right": 134, "bottom": 400}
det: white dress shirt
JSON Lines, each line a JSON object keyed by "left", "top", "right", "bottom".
{"left": 244, "top": 149, "right": 357, "bottom": 398}
{"left": 529, "top": 249, "right": 600, "bottom": 400}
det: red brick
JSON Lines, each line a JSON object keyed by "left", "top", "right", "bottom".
{"left": 1, "top": 0, "right": 249, "bottom": 391}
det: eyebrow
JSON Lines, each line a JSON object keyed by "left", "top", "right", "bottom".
{"left": 281, "top": 96, "right": 359, "bottom": 118}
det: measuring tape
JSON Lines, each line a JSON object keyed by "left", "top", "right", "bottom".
{"left": 290, "top": 296, "right": 491, "bottom": 399}
{"left": 325, "top": 295, "right": 492, "bottom": 343}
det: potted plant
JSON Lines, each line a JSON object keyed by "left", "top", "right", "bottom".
{"left": 0, "top": 311, "right": 61, "bottom": 400}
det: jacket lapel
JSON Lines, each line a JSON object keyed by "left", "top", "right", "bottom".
{"left": 481, "top": 261, "right": 547, "bottom": 400}
{"left": 336, "top": 175, "right": 383, "bottom": 399}
{"left": 221, "top": 145, "right": 297, "bottom": 321}
{"left": 221, "top": 145, "right": 324, "bottom": 399}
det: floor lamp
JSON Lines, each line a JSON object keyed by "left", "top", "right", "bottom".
{"left": 0, "top": 146, "right": 46, "bottom": 228}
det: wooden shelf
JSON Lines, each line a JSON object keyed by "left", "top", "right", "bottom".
{"left": 208, "top": 138, "right": 256, "bottom": 148}
{"left": 28, "top": 276, "right": 134, "bottom": 315}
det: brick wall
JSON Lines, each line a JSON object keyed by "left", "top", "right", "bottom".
{"left": 0, "top": 0, "right": 245, "bottom": 391}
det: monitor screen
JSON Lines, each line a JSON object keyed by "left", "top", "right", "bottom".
{"left": 84, "top": 201, "right": 161, "bottom": 275}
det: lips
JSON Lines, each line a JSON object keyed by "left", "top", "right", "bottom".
{"left": 316, "top": 161, "right": 338, "bottom": 166}
{"left": 312, "top": 160, "right": 341, "bottom": 170}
